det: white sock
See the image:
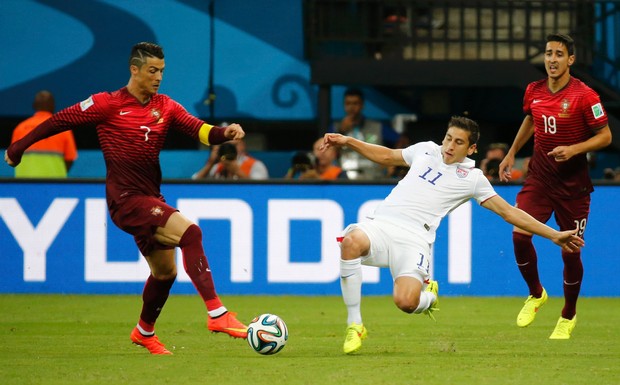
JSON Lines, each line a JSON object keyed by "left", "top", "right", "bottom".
{"left": 136, "top": 324, "right": 154, "bottom": 336}
{"left": 340, "top": 258, "right": 363, "bottom": 325}
{"left": 413, "top": 291, "right": 436, "bottom": 314}
{"left": 208, "top": 306, "right": 228, "bottom": 318}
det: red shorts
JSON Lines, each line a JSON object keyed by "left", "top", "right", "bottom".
{"left": 109, "top": 195, "right": 178, "bottom": 256}
{"left": 515, "top": 183, "right": 591, "bottom": 238}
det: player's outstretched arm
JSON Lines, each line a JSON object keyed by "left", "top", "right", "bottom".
{"left": 481, "top": 195, "right": 584, "bottom": 252}
{"left": 199, "top": 123, "right": 245, "bottom": 146}
{"left": 552, "top": 228, "right": 584, "bottom": 252}
{"left": 499, "top": 115, "right": 534, "bottom": 182}
{"left": 321, "top": 133, "right": 407, "bottom": 167}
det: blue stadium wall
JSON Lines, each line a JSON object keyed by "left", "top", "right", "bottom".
{"left": 1, "top": 181, "right": 618, "bottom": 297}
{"left": 0, "top": 0, "right": 404, "bottom": 121}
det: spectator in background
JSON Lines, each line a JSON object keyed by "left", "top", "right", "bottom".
{"left": 521, "top": 156, "right": 531, "bottom": 179}
{"left": 193, "top": 138, "right": 268, "bottom": 180}
{"left": 483, "top": 158, "right": 503, "bottom": 182}
{"left": 386, "top": 163, "right": 410, "bottom": 180}
{"left": 480, "top": 142, "right": 522, "bottom": 182}
{"left": 11, "top": 90, "right": 78, "bottom": 178}
{"left": 385, "top": 130, "right": 411, "bottom": 180}
{"left": 285, "top": 137, "right": 347, "bottom": 180}
{"left": 603, "top": 167, "right": 620, "bottom": 181}
{"left": 332, "top": 88, "right": 386, "bottom": 180}
{"left": 284, "top": 151, "right": 315, "bottom": 179}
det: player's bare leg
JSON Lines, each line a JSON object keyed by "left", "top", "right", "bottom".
{"left": 394, "top": 276, "right": 439, "bottom": 319}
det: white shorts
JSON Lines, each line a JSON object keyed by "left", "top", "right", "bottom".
{"left": 340, "top": 218, "right": 431, "bottom": 283}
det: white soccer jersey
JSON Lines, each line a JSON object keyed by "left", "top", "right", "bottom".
{"left": 370, "top": 141, "right": 497, "bottom": 244}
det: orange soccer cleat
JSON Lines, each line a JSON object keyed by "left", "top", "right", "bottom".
{"left": 130, "top": 327, "right": 172, "bottom": 355}
{"left": 207, "top": 312, "right": 248, "bottom": 339}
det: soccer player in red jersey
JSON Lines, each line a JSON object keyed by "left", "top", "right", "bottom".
{"left": 499, "top": 33, "right": 612, "bottom": 339}
{"left": 5, "top": 42, "right": 249, "bottom": 354}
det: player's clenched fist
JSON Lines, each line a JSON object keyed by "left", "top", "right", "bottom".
{"left": 4, "top": 150, "right": 16, "bottom": 167}
{"left": 223, "top": 123, "right": 245, "bottom": 140}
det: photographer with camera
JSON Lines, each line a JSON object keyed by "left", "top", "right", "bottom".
{"left": 193, "top": 139, "right": 269, "bottom": 180}
{"left": 285, "top": 137, "right": 347, "bottom": 180}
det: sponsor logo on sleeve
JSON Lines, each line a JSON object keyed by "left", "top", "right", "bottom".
{"left": 591, "top": 103, "right": 605, "bottom": 119}
{"left": 79, "top": 96, "right": 94, "bottom": 111}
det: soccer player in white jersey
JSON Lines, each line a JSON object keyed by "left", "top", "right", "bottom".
{"left": 321, "top": 116, "right": 585, "bottom": 354}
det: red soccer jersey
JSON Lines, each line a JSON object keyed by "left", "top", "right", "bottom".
{"left": 18, "top": 87, "right": 204, "bottom": 204}
{"left": 523, "top": 77, "right": 608, "bottom": 198}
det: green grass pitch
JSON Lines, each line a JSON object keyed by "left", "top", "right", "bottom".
{"left": 0, "top": 294, "right": 618, "bottom": 385}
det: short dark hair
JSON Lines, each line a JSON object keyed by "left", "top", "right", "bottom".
{"left": 486, "top": 142, "right": 509, "bottom": 155}
{"left": 33, "top": 90, "right": 54, "bottom": 113}
{"left": 485, "top": 158, "right": 501, "bottom": 179}
{"left": 217, "top": 142, "right": 238, "bottom": 160}
{"left": 546, "top": 33, "right": 575, "bottom": 56}
{"left": 129, "top": 42, "right": 164, "bottom": 68}
{"left": 448, "top": 116, "right": 480, "bottom": 146}
{"left": 344, "top": 87, "right": 364, "bottom": 101}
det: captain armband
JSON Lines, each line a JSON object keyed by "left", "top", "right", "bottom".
{"left": 198, "top": 123, "right": 214, "bottom": 145}
{"left": 198, "top": 123, "right": 227, "bottom": 146}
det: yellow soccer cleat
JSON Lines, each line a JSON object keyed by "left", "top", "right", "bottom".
{"left": 549, "top": 315, "right": 577, "bottom": 340}
{"left": 343, "top": 323, "right": 367, "bottom": 354}
{"left": 516, "top": 288, "right": 548, "bottom": 327}
{"left": 423, "top": 280, "right": 440, "bottom": 321}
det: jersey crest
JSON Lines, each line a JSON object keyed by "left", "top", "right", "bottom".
{"left": 456, "top": 167, "right": 470, "bottom": 178}
{"left": 559, "top": 98, "right": 570, "bottom": 118}
{"left": 151, "top": 108, "right": 164, "bottom": 124}
{"left": 150, "top": 206, "right": 164, "bottom": 216}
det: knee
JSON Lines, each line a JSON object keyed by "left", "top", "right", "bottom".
{"left": 561, "top": 251, "right": 582, "bottom": 263}
{"left": 340, "top": 234, "right": 364, "bottom": 260}
{"left": 152, "top": 269, "right": 177, "bottom": 282}
{"left": 340, "top": 234, "right": 356, "bottom": 251}
{"left": 179, "top": 224, "right": 202, "bottom": 247}
{"left": 513, "top": 231, "right": 533, "bottom": 246}
{"left": 394, "top": 295, "right": 419, "bottom": 314}
{"left": 147, "top": 249, "right": 177, "bottom": 281}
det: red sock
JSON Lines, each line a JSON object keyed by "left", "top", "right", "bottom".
{"left": 139, "top": 275, "right": 175, "bottom": 331}
{"left": 561, "top": 251, "right": 583, "bottom": 319}
{"left": 179, "top": 224, "right": 223, "bottom": 311}
{"left": 513, "top": 232, "right": 543, "bottom": 297}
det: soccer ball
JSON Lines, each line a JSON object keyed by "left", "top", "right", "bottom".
{"left": 247, "top": 313, "right": 288, "bottom": 355}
